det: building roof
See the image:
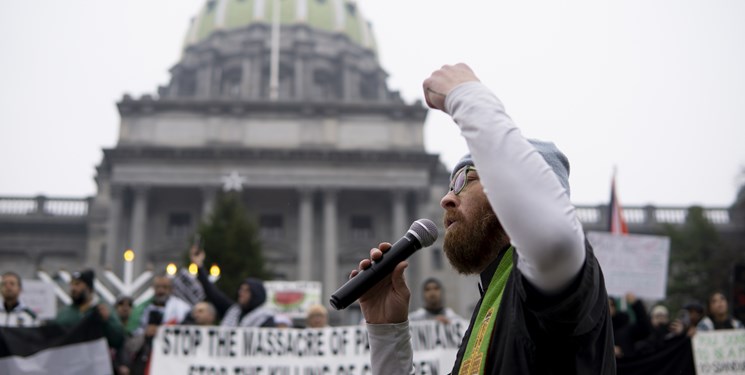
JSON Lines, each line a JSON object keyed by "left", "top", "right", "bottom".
{"left": 184, "top": 0, "right": 377, "bottom": 53}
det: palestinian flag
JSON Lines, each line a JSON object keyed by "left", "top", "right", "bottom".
{"left": 0, "top": 313, "right": 112, "bottom": 375}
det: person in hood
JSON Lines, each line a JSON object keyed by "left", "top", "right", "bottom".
{"left": 190, "top": 245, "right": 275, "bottom": 327}
{"left": 409, "top": 277, "right": 463, "bottom": 324}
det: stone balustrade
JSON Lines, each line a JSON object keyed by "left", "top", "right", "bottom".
{"left": 0, "top": 196, "right": 91, "bottom": 217}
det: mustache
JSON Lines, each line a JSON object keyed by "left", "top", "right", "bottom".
{"left": 443, "top": 210, "right": 465, "bottom": 226}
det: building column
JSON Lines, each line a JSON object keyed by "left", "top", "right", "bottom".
{"left": 196, "top": 62, "right": 214, "bottom": 98}
{"left": 341, "top": 55, "right": 353, "bottom": 101}
{"left": 298, "top": 188, "right": 314, "bottom": 281}
{"left": 106, "top": 185, "right": 123, "bottom": 270}
{"left": 294, "top": 55, "right": 305, "bottom": 100}
{"left": 202, "top": 186, "right": 218, "bottom": 221}
{"left": 249, "top": 56, "right": 263, "bottom": 99}
{"left": 130, "top": 186, "right": 149, "bottom": 276}
{"left": 323, "top": 189, "right": 338, "bottom": 302}
{"left": 414, "top": 189, "right": 433, "bottom": 299}
{"left": 240, "top": 58, "right": 253, "bottom": 99}
{"left": 392, "top": 190, "right": 407, "bottom": 239}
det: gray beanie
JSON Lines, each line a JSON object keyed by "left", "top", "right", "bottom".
{"left": 450, "top": 139, "right": 571, "bottom": 196}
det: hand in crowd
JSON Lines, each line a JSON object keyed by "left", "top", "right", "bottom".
{"left": 190, "top": 244, "right": 205, "bottom": 268}
{"left": 97, "top": 303, "right": 110, "bottom": 321}
{"left": 614, "top": 345, "right": 623, "bottom": 358}
{"left": 669, "top": 319, "right": 686, "bottom": 336}
{"left": 145, "top": 324, "right": 158, "bottom": 338}
{"left": 422, "top": 63, "right": 480, "bottom": 111}
{"left": 350, "top": 242, "right": 410, "bottom": 325}
{"left": 625, "top": 292, "right": 637, "bottom": 305}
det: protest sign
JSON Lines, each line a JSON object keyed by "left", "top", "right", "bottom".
{"left": 586, "top": 232, "right": 670, "bottom": 300}
{"left": 150, "top": 319, "right": 467, "bottom": 375}
{"left": 264, "top": 281, "right": 322, "bottom": 318}
{"left": 692, "top": 330, "right": 745, "bottom": 375}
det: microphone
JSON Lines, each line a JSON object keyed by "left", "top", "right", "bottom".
{"left": 329, "top": 218, "right": 438, "bottom": 310}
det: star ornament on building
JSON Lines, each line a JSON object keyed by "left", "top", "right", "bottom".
{"left": 221, "top": 171, "right": 246, "bottom": 192}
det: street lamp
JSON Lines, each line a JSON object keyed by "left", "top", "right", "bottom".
{"left": 209, "top": 264, "right": 221, "bottom": 282}
{"left": 166, "top": 263, "right": 178, "bottom": 276}
{"left": 188, "top": 263, "right": 198, "bottom": 275}
{"left": 123, "top": 249, "right": 135, "bottom": 286}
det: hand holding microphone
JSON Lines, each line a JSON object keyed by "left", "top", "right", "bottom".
{"left": 330, "top": 219, "right": 438, "bottom": 323}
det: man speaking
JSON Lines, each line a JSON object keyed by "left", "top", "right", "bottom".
{"left": 349, "top": 64, "right": 615, "bottom": 374}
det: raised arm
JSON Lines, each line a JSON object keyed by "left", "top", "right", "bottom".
{"left": 425, "top": 63, "right": 585, "bottom": 293}
{"left": 191, "top": 245, "right": 235, "bottom": 317}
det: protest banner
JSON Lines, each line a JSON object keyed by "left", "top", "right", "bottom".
{"left": 150, "top": 319, "right": 467, "bottom": 375}
{"left": 692, "top": 330, "right": 745, "bottom": 375}
{"left": 586, "top": 231, "right": 670, "bottom": 300}
{"left": 264, "top": 281, "right": 322, "bottom": 318}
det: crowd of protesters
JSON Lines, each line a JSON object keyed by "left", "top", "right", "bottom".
{"left": 607, "top": 290, "right": 744, "bottom": 374}
{"left": 3, "top": 261, "right": 743, "bottom": 375}
{"left": 609, "top": 290, "right": 744, "bottom": 361}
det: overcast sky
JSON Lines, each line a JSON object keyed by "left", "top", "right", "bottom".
{"left": 1, "top": 0, "right": 744, "bottom": 207}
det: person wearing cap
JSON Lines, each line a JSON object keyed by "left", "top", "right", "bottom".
{"left": 54, "top": 269, "right": 125, "bottom": 349}
{"left": 190, "top": 246, "right": 275, "bottom": 327}
{"left": 352, "top": 63, "right": 615, "bottom": 374}
{"left": 409, "top": 277, "right": 463, "bottom": 325}
{"left": 1, "top": 271, "right": 38, "bottom": 327}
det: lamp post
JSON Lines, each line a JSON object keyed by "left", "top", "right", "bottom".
{"left": 209, "top": 264, "right": 221, "bottom": 283}
{"left": 123, "top": 249, "right": 135, "bottom": 287}
{"left": 166, "top": 263, "right": 178, "bottom": 277}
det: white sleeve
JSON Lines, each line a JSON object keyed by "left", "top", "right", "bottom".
{"left": 444, "top": 82, "right": 586, "bottom": 293}
{"left": 366, "top": 322, "right": 414, "bottom": 375}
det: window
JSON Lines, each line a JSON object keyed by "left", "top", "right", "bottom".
{"left": 350, "top": 215, "right": 373, "bottom": 240}
{"left": 168, "top": 213, "right": 192, "bottom": 238}
{"left": 313, "top": 70, "right": 340, "bottom": 100}
{"left": 260, "top": 214, "right": 284, "bottom": 240}
{"left": 359, "top": 73, "right": 379, "bottom": 100}
{"left": 221, "top": 67, "right": 242, "bottom": 97}
{"left": 177, "top": 72, "right": 197, "bottom": 96}
{"left": 99, "top": 244, "right": 107, "bottom": 266}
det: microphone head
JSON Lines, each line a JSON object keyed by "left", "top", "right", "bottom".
{"left": 410, "top": 219, "right": 438, "bottom": 247}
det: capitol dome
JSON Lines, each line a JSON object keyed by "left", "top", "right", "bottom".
{"left": 152, "top": 0, "right": 398, "bottom": 103}
{"left": 184, "top": 0, "right": 377, "bottom": 52}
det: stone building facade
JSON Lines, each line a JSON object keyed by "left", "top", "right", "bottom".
{"left": 1, "top": 0, "right": 743, "bottom": 322}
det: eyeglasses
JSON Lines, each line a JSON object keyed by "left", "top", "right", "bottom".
{"left": 449, "top": 166, "right": 478, "bottom": 196}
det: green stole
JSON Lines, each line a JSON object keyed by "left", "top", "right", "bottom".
{"left": 459, "top": 247, "right": 514, "bottom": 375}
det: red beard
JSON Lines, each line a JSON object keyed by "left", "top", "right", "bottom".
{"left": 442, "top": 205, "right": 507, "bottom": 274}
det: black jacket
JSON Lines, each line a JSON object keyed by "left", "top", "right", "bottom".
{"left": 451, "top": 241, "right": 616, "bottom": 374}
